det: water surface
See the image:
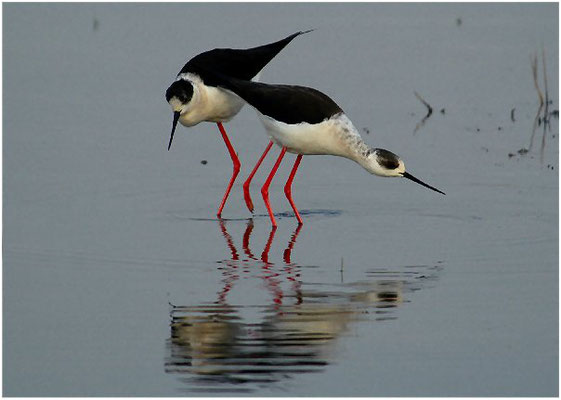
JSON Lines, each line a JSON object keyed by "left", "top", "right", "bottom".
{"left": 3, "top": 3, "right": 558, "bottom": 396}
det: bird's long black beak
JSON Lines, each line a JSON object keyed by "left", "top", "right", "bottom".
{"left": 167, "top": 111, "right": 180, "bottom": 151}
{"left": 402, "top": 172, "right": 445, "bottom": 195}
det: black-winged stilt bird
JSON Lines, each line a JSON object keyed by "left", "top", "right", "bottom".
{"left": 203, "top": 73, "right": 445, "bottom": 226}
{"left": 165, "top": 31, "right": 311, "bottom": 217}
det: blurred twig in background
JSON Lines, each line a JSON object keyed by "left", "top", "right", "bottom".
{"left": 529, "top": 52, "right": 544, "bottom": 153}
{"left": 413, "top": 91, "right": 433, "bottom": 134}
{"left": 528, "top": 47, "right": 557, "bottom": 163}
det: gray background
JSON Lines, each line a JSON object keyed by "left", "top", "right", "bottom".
{"left": 3, "top": 3, "right": 558, "bottom": 396}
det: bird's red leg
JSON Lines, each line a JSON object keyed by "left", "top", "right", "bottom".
{"left": 216, "top": 122, "right": 241, "bottom": 218}
{"left": 261, "top": 147, "right": 287, "bottom": 227}
{"left": 243, "top": 140, "right": 273, "bottom": 213}
{"left": 284, "top": 154, "right": 303, "bottom": 225}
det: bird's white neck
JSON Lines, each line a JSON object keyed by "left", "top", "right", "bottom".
{"left": 331, "top": 114, "right": 404, "bottom": 177}
{"left": 331, "top": 114, "right": 373, "bottom": 163}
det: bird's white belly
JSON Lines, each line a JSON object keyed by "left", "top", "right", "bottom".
{"left": 259, "top": 114, "right": 352, "bottom": 157}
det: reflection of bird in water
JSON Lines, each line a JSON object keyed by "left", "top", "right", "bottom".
{"left": 165, "top": 221, "right": 441, "bottom": 393}
{"left": 166, "top": 221, "right": 311, "bottom": 386}
{"left": 164, "top": 31, "right": 310, "bottom": 218}
{"left": 204, "top": 72, "right": 445, "bottom": 226}
{"left": 168, "top": 305, "right": 241, "bottom": 376}
{"left": 235, "top": 220, "right": 302, "bottom": 306}
{"left": 260, "top": 304, "right": 353, "bottom": 350}
{"left": 348, "top": 280, "right": 404, "bottom": 306}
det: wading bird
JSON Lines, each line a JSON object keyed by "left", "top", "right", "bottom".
{"left": 204, "top": 73, "right": 445, "bottom": 226}
{"left": 165, "top": 31, "right": 311, "bottom": 217}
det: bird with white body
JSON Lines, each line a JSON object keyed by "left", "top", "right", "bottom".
{"left": 203, "top": 73, "right": 445, "bottom": 226}
{"left": 165, "top": 31, "right": 311, "bottom": 217}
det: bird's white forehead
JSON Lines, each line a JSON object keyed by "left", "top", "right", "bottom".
{"left": 176, "top": 72, "right": 201, "bottom": 84}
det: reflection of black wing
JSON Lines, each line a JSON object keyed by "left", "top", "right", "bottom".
{"left": 216, "top": 77, "right": 344, "bottom": 125}
{"left": 179, "top": 31, "right": 310, "bottom": 85}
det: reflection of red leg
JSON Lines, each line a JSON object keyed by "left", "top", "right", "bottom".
{"left": 284, "top": 155, "right": 303, "bottom": 225}
{"left": 216, "top": 122, "right": 241, "bottom": 218}
{"left": 261, "top": 147, "right": 287, "bottom": 227}
{"left": 260, "top": 225, "right": 277, "bottom": 264}
{"left": 243, "top": 140, "right": 273, "bottom": 213}
{"left": 283, "top": 223, "right": 303, "bottom": 264}
{"left": 242, "top": 219, "right": 257, "bottom": 260}
{"left": 218, "top": 218, "right": 239, "bottom": 260}
{"left": 217, "top": 219, "right": 240, "bottom": 304}
{"left": 260, "top": 226, "right": 282, "bottom": 305}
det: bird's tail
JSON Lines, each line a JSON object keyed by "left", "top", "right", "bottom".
{"left": 179, "top": 30, "right": 313, "bottom": 82}
{"left": 248, "top": 29, "right": 314, "bottom": 62}
{"left": 235, "top": 29, "right": 314, "bottom": 79}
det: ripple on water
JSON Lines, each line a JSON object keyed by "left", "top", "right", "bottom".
{"left": 166, "top": 209, "right": 343, "bottom": 222}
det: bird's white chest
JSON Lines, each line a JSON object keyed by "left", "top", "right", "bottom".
{"left": 178, "top": 76, "right": 245, "bottom": 127}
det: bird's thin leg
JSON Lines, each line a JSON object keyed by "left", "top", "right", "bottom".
{"left": 284, "top": 154, "right": 303, "bottom": 225}
{"left": 261, "top": 147, "right": 287, "bottom": 227}
{"left": 216, "top": 122, "right": 241, "bottom": 218}
{"left": 243, "top": 140, "right": 273, "bottom": 213}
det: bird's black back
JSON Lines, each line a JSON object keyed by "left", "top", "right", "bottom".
{"left": 213, "top": 75, "right": 343, "bottom": 125}
{"left": 179, "top": 31, "right": 310, "bottom": 86}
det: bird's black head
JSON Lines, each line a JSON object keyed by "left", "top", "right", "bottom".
{"left": 165, "top": 80, "right": 194, "bottom": 151}
{"left": 373, "top": 148, "right": 401, "bottom": 170}
{"left": 165, "top": 79, "right": 194, "bottom": 104}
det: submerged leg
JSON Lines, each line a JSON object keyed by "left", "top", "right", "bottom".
{"left": 216, "top": 122, "right": 241, "bottom": 218}
{"left": 261, "top": 147, "right": 287, "bottom": 227}
{"left": 243, "top": 140, "right": 273, "bottom": 213}
{"left": 284, "top": 154, "right": 303, "bottom": 225}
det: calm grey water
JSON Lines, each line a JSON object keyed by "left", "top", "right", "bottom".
{"left": 3, "top": 3, "right": 558, "bottom": 396}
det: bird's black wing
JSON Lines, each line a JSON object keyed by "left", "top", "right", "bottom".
{"left": 217, "top": 77, "right": 343, "bottom": 125}
{"left": 179, "top": 30, "right": 311, "bottom": 85}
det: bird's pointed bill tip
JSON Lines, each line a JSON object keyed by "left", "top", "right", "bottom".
{"left": 167, "top": 111, "right": 180, "bottom": 151}
{"left": 402, "top": 172, "right": 445, "bottom": 195}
